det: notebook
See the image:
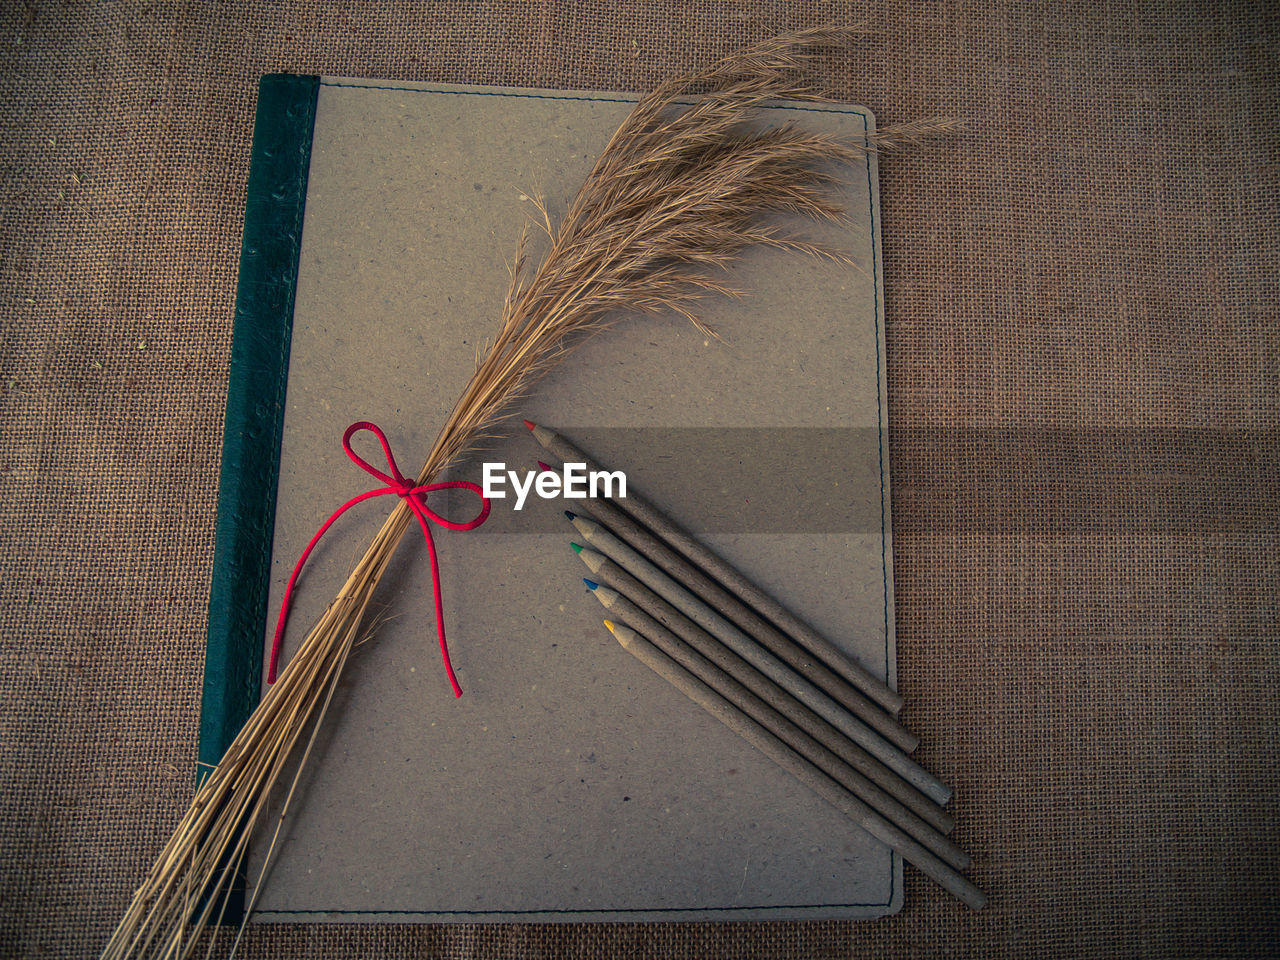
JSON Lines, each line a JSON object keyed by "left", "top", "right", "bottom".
{"left": 201, "top": 74, "right": 901, "bottom": 923}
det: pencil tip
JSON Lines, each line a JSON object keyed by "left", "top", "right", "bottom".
{"left": 570, "top": 542, "right": 582, "bottom": 554}
{"left": 603, "top": 619, "right": 615, "bottom": 634}
{"left": 537, "top": 460, "right": 551, "bottom": 471}
{"left": 583, "top": 578, "right": 598, "bottom": 590}
{"left": 522, "top": 419, "right": 536, "bottom": 431}
{"left": 564, "top": 510, "right": 576, "bottom": 520}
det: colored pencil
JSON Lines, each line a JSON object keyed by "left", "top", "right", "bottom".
{"left": 541, "top": 459, "right": 905, "bottom": 736}
{"left": 568, "top": 511, "right": 921, "bottom": 756}
{"left": 526, "top": 419, "right": 904, "bottom": 714}
{"left": 603, "top": 619, "right": 985, "bottom": 910}
{"left": 581, "top": 571, "right": 953, "bottom": 837}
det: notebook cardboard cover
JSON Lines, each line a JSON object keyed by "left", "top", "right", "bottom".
{"left": 221, "top": 76, "right": 900, "bottom": 922}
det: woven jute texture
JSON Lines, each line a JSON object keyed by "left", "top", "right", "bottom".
{"left": 1, "top": 2, "right": 1277, "bottom": 957}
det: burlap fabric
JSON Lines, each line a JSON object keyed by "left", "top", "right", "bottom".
{"left": 1, "top": 2, "right": 1276, "bottom": 957}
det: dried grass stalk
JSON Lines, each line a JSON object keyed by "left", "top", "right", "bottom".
{"left": 103, "top": 27, "right": 949, "bottom": 958}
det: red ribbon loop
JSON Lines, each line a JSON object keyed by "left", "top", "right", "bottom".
{"left": 267, "top": 421, "right": 490, "bottom": 696}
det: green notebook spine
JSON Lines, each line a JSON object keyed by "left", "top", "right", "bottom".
{"left": 199, "top": 74, "right": 320, "bottom": 773}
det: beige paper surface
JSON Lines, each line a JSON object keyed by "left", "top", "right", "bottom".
{"left": 251, "top": 78, "right": 900, "bottom": 922}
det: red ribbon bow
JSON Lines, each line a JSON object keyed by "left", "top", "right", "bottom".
{"left": 267, "top": 421, "right": 490, "bottom": 696}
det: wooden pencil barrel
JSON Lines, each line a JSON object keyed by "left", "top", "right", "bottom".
{"left": 571, "top": 514, "right": 928, "bottom": 767}
{"left": 591, "top": 586, "right": 965, "bottom": 870}
{"left": 581, "top": 550, "right": 952, "bottom": 834}
{"left": 577, "top": 492, "right": 917, "bottom": 750}
{"left": 608, "top": 621, "right": 985, "bottom": 910}
{"left": 532, "top": 422, "right": 904, "bottom": 715}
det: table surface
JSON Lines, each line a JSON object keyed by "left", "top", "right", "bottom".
{"left": 0, "top": 3, "right": 1276, "bottom": 958}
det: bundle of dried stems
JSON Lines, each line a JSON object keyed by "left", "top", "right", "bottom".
{"left": 103, "top": 27, "right": 954, "bottom": 958}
